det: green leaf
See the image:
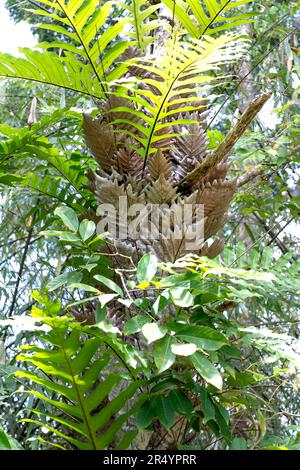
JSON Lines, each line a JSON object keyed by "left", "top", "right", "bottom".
{"left": 47, "top": 272, "right": 83, "bottom": 291}
{"left": 176, "top": 325, "right": 227, "bottom": 351}
{"left": 169, "top": 287, "right": 194, "bottom": 308}
{"left": 153, "top": 336, "right": 176, "bottom": 373}
{"left": 137, "top": 253, "right": 158, "bottom": 283}
{"left": 155, "top": 395, "right": 176, "bottom": 429}
{"left": 199, "top": 387, "right": 215, "bottom": 423}
{"left": 42, "top": 230, "right": 80, "bottom": 242}
{"left": 124, "top": 315, "right": 149, "bottom": 335}
{"left": 169, "top": 390, "right": 194, "bottom": 417}
{"left": 15, "top": 310, "right": 143, "bottom": 450}
{"left": 79, "top": 219, "right": 96, "bottom": 241}
{"left": 171, "top": 342, "right": 197, "bottom": 356}
{"left": 162, "top": 0, "right": 252, "bottom": 38}
{"left": 230, "top": 438, "right": 248, "bottom": 450}
{"left": 136, "top": 399, "right": 156, "bottom": 429}
{"left": 141, "top": 323, "right": 167, "bottom": 344}
{"left": 54, "top": 206, "right": 79, "bottom": 232}
{"left": 95, "top": 304, "right": 106, "bottom": 323}
{"left": 191, "top": 352, "right": 223, "bottom": 390}
{"left": 0, "top": 426, "right": 23, "bottom": 450}
{"left": 94, "top": 274, "right": 123, "bottom": 298}
{"left": 69, "top": 283, "right": 100, "bottom": 293}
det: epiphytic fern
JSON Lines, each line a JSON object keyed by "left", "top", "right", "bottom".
{"left": 16, "top": 312, "right": 144, "bottom": 450}
{"left": 117, "top": 0, "right": 162, "bottom": 50}
{"left": 110, "top": 33, "right": 248, "bottom": 168}
{"left": 0, "top": 120, "right": 91, "bottom": 209}
{"left": 162, "top": 0, "right": 253, "bottom": 38}
{"left": 0, "top": 0, "right": 130, "bottom": 96}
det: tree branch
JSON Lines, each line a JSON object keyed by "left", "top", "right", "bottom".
{"left": 177, "top": 93, "right": 271, "bottom": 191}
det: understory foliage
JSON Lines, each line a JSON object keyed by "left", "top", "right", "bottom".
{"left": 0, "top": 0, "right": 300, "bottom": 450}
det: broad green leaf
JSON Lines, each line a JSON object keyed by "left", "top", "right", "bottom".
{"left": 68, "top": 283, "right": 100, "bottom": 293}
{"left": 124, "top": 315, "right": 149, "bottom": 335}
{"left": 136, "top": 399, "right": 156, "bottom": 428}
{"left": 199, "top": 387, "right": 215, "bottom": 423}
{"left": 79, "top": 219, "right": 96, "bottom": 241}
{"left": 154, "top": 336, "right": 176, "bottom": 373}
{"left": 155, "top": 395, "right": 176, "bottom": 428}
{"left": 171, "top": 343, "right": 197, "bottom": 356}
{"left": 141, "top": 323, "right": 167, "bottom": 344}
{"left": 94, "top": 274, "right": 123, "bottom": 298}
{"left": 54, "top": 206, "right": 79, "bottom": 232}
{"left": 169, "top": 287, "right": 194, "bottom": 307}
{"left": 42, "top": 230, "right": 80, "bottom": 242}
{"left": 169, "top": 390, "right": 194, "bottom": 417}
{"left": 0, "top": 426, "right": 23, "bottom": 450}
{"left": 47, "top": 272, "right": 83, "bottom": 291}
{"left": 176, "top": 325, "right": 227, "bottom": 351}
{"left": 191, "top": 352, "right": 223, "bottom": 390}
{"left": 230, "top": 438, "right": 248, "bottom": 450}
{"left": 137, "top": 253, "right": 158, "bottom": 283}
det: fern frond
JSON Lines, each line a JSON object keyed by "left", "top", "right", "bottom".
{"left": 0, "top": 1, "right": 130, "bottom": 95}
{"left": 34, "top": 0, "right": 130, "bottom": 81}
{"left": 0, "top": 121, "right": 91, "bottom": 208}
{"left": 117, "top": 0, "right": 161, "bottom": 50}
{"left": 16, "top": 318, "right": 144, "bottom": 450}
{"left": 0, "top": 172, "right": 84, "bottom": 209}
{"left": 112, "top": 33, "right": 248, "bottom": 167}
{"left": 162, "top": 0, "right": 253, "bottom": 38}
{"left": 0, "top": 49, "right": 104, "bottom": 98}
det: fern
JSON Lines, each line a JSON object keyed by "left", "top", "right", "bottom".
{"left": 0, "top": 120, "right": 92, "bottom": 209}
{"left": 0, "top": 0, "right": 130, "bottom": 96}
{"left": 162, "top": 0, "right": 253, "bottom": 38}
{"left": 112, "top": 33, "right": 248, "bottom": 167}
{"left": 117, "top": 0, "right": 161, "bottom": 50}
{"left": 15, "top": 314, "right": 144, "bottom": 450}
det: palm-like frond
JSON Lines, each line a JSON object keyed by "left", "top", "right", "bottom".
{"left": 162, "top": 0, "right": 253, "bottom": 38}
{"left": 33, "top": 0, "right": 130, "bottom": 83}
{"left": 117, "top": 0, "right": 161, "bottom": 50}
{"left": 0, "top": 0, "right": 130, "bottom": 95}
{"left": 0, "top": 49, "right": 104, "bottom": 98}
{"left": 0, "top": 120, "right": 91, "bottom": 209}
{"left": 112, "top": 33, "right": 248, "bottom": 167}
{"left": 16, "top": 317, "right": 144, "bottom": 450}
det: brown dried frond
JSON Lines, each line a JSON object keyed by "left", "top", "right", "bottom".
{"left": 146, "top": 175, "right": 176, "bottom": 204}
{"left": 83, "top": 114, "right": 115, "bottom": 171}
{"left": 103, "top": 95, "right": 144, "bottom": 134}
{"left": 147, "top": 150, "right": 173, "bottom": 181}
{"left": 200, "top": 160, "right": 229, "bottom": 185}
{"left": 197, "top": 179, "right": 237, "bottom": 239}
{"left": 172, "top": 114, "right": 208, "bottom": 163}
{"left": 113, "top": 146, "right": 144, "bottom": 180}
{"left": 152, "top": 125, "right": 175, "bottom": 151}
{"left": 94, "top": 176, "right": 145, "bottom": 207}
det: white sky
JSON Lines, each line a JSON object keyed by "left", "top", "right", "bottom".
{"left": 0, "top": 0, "right": 35, "bottom": 54}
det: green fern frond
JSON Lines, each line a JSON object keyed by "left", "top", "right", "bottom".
{"left": 0, "top": 49, "right": 104, "bottom": 98}
{"left": 112, "top": 33, "right": 248, "bottom": 167}
{"left": 32, "top": 0, "right": 131, "bottom": 84}
{"left": 0, "top": 172, "right": 85, "bottom": 209}
{"left": 117, "top": 0, "right": 161, "bottom": 50}
{"left": 0, "top": 120, "right": 91, "bottom": 208}
{"left": 162, "top": 0, "right": 253, "bottom": 38}
{"left": 16, "top": 317, "right": 144, "bottom": 450}
{"left": 0, "top": 0, "right": 130, "bottom": 95}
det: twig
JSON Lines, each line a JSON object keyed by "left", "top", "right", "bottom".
{"left": 7, "top": 206, "right": 38, "bottom": 317}
{"left": 178, "top": 93, "right": 271, "bottom": 190}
